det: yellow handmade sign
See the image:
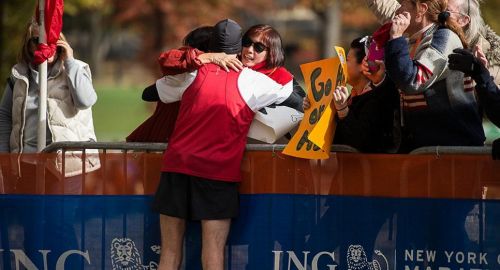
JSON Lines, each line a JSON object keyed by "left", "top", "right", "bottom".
{"left": 283, "top": 47, "right": 347, "bottom": 159}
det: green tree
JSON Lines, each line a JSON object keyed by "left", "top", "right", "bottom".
{"left": 0, "top": 0, "right": 109, "bottom": 93}
{"left": 0, "top": 1, "right": 34, "bottom": 87}
{"left": 481, "top": 1, "right": 500, "bottom": 33}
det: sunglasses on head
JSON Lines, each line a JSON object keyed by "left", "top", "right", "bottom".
{"left": 242, "top": 36, "right": 267, "bottom": 53}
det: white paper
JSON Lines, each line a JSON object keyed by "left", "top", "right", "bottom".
{"left": 247, "top": 106, "right": 304, "bottom": 143}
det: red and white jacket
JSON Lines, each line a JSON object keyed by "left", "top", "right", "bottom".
{"left": 156, "top": 63, "right": 300, "bottom": 182}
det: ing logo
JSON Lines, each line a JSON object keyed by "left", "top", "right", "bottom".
{"left": 110, "top": 238, "right": 160, "bottom": 270}
{"left": 347, "top": 245, "right": 389, "bottom": 270}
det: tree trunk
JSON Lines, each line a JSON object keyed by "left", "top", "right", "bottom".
{"left": 153, "top": 8, "right": 165, "bottom": 51}
{"left": 89, "top": 11, "right": 103, "bottom": 78}
{"left": 0, "top": 0, "right": 5, "bottom": 82}
{"left": 319, "top": 0, "right": 341, "bottom": 58}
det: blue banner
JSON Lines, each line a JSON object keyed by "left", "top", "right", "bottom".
{"left": 0, "top": 195, "right": 499, "bottom": 270}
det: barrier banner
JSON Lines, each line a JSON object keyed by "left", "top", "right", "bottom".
{"left": 283, "top": 47, "right": 347, "bottom": 159}
{"left": 0, "top": 194, "right": 499, "bottom": 270}
{"left": 0, "top": 152, "right": 499, "bottom": 269}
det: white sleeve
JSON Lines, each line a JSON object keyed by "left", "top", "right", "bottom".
{"left": 156, "top": 71, "right": 197, "bottom": 103}
{"left": 237, "top": 68, "right": 293, "bottom": 111}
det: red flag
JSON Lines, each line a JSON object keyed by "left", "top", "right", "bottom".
{"left": 33, "top": 0, "right": 64, "bottom": 65}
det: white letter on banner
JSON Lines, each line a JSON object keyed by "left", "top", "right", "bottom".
{"left": 497, "top": 253, "right": 500, "bottom": 264}
{"left": 55, "top": 250, "right": 90, "bottom": 270}
{"left": 456, "top": 252, "right": 465, "bottom": 264}
{"left": 11, "top": 249, "right": 50, "bottom": 270}
{"left": 438, "top": 267, "right": 450, "bottom": 270}
{"left": 416, "top": 250, "right": 424, "bottom": 262}
{"left": 273, "top": 251, "right": 283, "bottom": 270}
{"left": 311, "top": 251, "right": 335, "bottom": 270}
{"left": 468, "top": 252, "right": 477, "bottom": 264}
{"left": 445, "top": 251, "right": 454, "bottom": 263}
{"left": 405, "top": 265, "right": 419, "bottom": 270}
{"left": 287, "top": 251, "right": 310, "bottom": 270}
{"left": 479, "top": 253, "right": 488, "bottom": 265}
{"left": 405, "top": 250, "right": 414, "bottom": 261}
{"left": 426, "top": 250, "right": 436, "bottom": 262}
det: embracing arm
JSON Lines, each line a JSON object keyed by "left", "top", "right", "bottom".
{"left": 155, "top": 71, "right": 198, "bottom": 104}
{"left": 278, "top": 79, "right": 305, "bottom": 112}
{"left": 158, "top": 47, "right": 242, "bottom": 75}
{"left": 158, "top": 47, "right": 204, "bottom": 76}
{"left": 238, "top": 69, "right": 303, "bottom": 112}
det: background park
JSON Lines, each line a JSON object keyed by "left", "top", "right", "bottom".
{"left": 1, "top": 0, "right": 499, "bottom": 142}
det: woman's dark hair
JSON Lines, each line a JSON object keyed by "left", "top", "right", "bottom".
{"left": 183, "top": 26, "right": 213, "bottom": 52}
{"left": 350, "top": 37, "right": 367, "bottom": 64}
{"left": 243, "top": 24, "right": 285, "bottom": 69}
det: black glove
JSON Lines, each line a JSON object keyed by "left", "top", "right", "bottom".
{"left": 448, "top": 48, "right": 488, "bottom": 78}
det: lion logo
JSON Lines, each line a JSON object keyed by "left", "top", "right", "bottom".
{"left": 111, "top": 238, "right": 143, "bottom": 270}
{"left": 347, "top": 245, "right": 388, "bottom": 270}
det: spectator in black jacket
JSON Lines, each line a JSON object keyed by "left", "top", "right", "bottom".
{"left": 304, "top": 37, "right": 399, "bottom": 153}
{"left": 448, "top": 48, "right": 500, "bottom": 159}
{"left": 449, "top": 48, "right": 500, "bottom": 128}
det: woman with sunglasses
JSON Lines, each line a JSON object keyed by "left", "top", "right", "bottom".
{"left": 159, "top": 24, "right": 304, "bottom": 98}
{"left": 239, "top": 24, "right": 297, "bottom": 87}
{"left": 138, "top": 24, "right": 304, "bottom": 143}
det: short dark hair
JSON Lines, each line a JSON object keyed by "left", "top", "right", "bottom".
{"left": 350, "top": 37, "right": 367, "bottom": 64}
{"left": 243, "top": 24, "right": 285, "bottom": 69}
{"left": 183, "top": 26, "right": 213, "bottom": 52}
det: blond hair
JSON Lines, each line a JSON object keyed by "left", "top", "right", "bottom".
{"left": 412, "top": 0, "right": 469, "bottom": 48}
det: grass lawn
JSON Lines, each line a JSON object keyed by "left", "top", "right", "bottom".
{"left": 91, "top": 84, "right": 500, "bottom": 144}
{"left": 93, "top": 85, "right": 151, "bottom": 142}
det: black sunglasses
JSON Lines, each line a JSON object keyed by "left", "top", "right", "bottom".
{"left": 242, "top": 36, "right": 267, "bottom": 53}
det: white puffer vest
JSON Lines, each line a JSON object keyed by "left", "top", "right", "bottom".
{"left": 10, "top": 60, "right": 100, "bottom": 177}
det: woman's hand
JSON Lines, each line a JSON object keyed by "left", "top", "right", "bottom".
{"left": 390, "top": 12, "right": 411, "bottom": 40}
{"left": 303, "top": 96, "right": 311, "bottom": 110}
{"left": 334, "top": 86, "right": 350, "bottom": 119}
{"left": 304, "top": 86, "right": 350, "bottom": 113}
{"left": 333, "top": 86, "right": 349, "bottom": 110}
{"left": 198, "top": 53, "right": 243, "bottom": 72}
{"left": 361, "top": 57, "right": 386, "bottom": 85}
{"left": 473, "top": 44, "right": 489, "bottom": 68}
{"left": 57, "top": 40, "right": 74, "bottom": 61}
